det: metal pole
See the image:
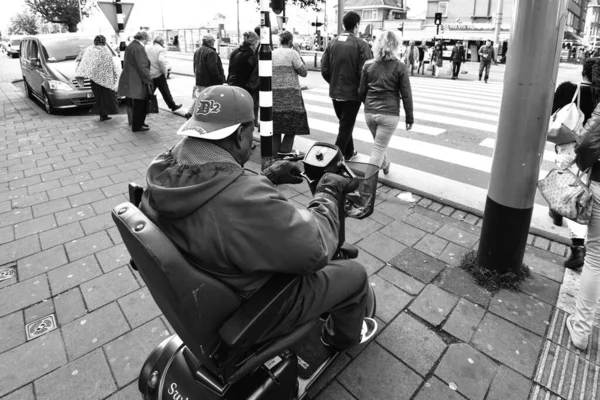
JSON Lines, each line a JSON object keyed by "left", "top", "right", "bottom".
{"left": 493, "top": 0, "right": 504, "bottom": 62}
{"left": 115, "top": 0, "right": 126, "bottom": 52}
{"left": 237, "top": 0, "right": 240, "bottom": 45}
{"left": 78, "top": 0, "right": 83, "bottom": 31}
{"left": 324, "top": 0, "right": 328, "bottom": 48}
{"left": 477, "top": 0, "right": 567, "bottom": 274}
{"left": 337, "top": 0, "right": 344, "bottom": 35}
{"left": 259, "top": 0, "right": 273, "bottom": 169}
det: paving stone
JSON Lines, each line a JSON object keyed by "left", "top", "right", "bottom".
{"left": 0, "top": 312, "right": 25, "bottom": 354}
{"left": 307, "top": 352, "right": 352, "bottom": 398}
{"left": 107, "top": 226, "right": 124, "bottom": 244}
{"left": 418, "top": 198, "right": 432, "bottom": 208}
{"left": 91, "top": 194, "right": 128, "bottom": 215}
{"left": 82, "top": 266, "right": 139, "bottom": 311}
{"left": 39, "top": 222, "right": 85, "bottom": 250}
{"left": 338, "top": 343, "right": 422, "bottom": 400}
{"left": 58, "top": 172, "right": 92, "bottom": 188}
{"left": 104, "top": 317, "right": 170, "bottom": 387}
{"left": 0, "top": 201, "right": 11, "bottom": 214}
{"left": 0, "top": 275, "right": 50, "bottom": 318}
{"left": 65, "top": 230, "right": 113, "bottom": 261}
{"left": 54, "top": 287, "right": 87, "bottom": 326}
{"left": 534, "top": 237, "right": 550, "bottom": 251}
{"left": 414, "top": 233, "right": 449, "bottom": 258}
{"left": 438, "top": 242, "right": 469, "bottom": 267}
{"left": 435, "top": 224, "right": 479, "bottom": 249}
{"left": 54, "top": 204, "right": 96, "bottom": 226}
{"left": 68, "top": 189, "right": 106, "bottom": 208}
{"left": 440, "top": 206, "right": 454, "bottom": 216}
{"left": 344, "top": 217, "right": 383, "bottom": 244}
{"left": 17, "top": 245, "right": 68, "bottom": 280}
{"left": 61, "top": 302, "right": 130, "bottom": 360}
{"left": 80, "top": 214, "right": 114, "bottom": 235}
{"left": 47, "top": 255, "right": 102, "bottom": 295}
{"left": 390, "top": 247, "right": 447, "bottom": 283}
{"left": 0, "top": 385, "right": 34, "bottom": 400}
{"left": 0, "top": 207, "right": 33, "bottom": 229}
{"left": 377, "top": 265, "right": 425, "bottom": 295}
{"left": 90, "top": 165, "right": 120, "bottom": 179}
{"left": 471, "top": 313, "right": 543, "bottom": 378}
{"left": 377, "top": 312, "right": 447, "bottom": 376}
{"left": 486, "top": 365, "right": 531, "bottom": 400}
{"left": 24, "top": 299, "right": 54, "bottom": 324}
{"left": 519, "top": 272, "right": 561, "bottom": 306}
{"left": 0, "top": 225, "right": 14, "bottom": 245}
{"left": 11, "top": 192, "right": 48, "bottom": 208}
{"left": 435, "top": 265, "right": 492, "bottom": 307}
{"left": 369, "top": 210, "right": 394, "bottom": 226}
{"left": 443, "top": 299, "right": 486, "bottom": 343}
{"left": 523, "top": 253, "right": 564, "bottom": 283}
{"left": 463, "top": 213, "right": 479, "bottom": 225}
{"left": 47, "top": 184, "right": 82, "bottom": 201}
{"left": 13, "top": 214, "right": 57, "bottom": 239}
{"left": 527, "top": 234, "right": 534, "bottom": 245}
{"left": 451, "top": 210, "right": 467, "bottom": 221}
{"left": 0, "top": 330, "right": 67, "bottom": 397}
{"left": 409, "top": 284, "right": 458, "bottom": 327}
{"left": 104, "top": 382, "right": 138, "bottom": 400}
{"left": 415, "top": 207, "right": 482, "bottom": 236}
{"left": 369, "top": 275, "right": 413, "bottom": 323}
{"left": 414, "top": 376, "right": 468, "bottom": 400}
{"left": 31, "top": 197, "right": 71, "bottom": 218}
{"left": 354, "top": 249, "right": 386, "bottom": 276}
{"left": 380, "top": 220, "right": 427, "bottom": 246}
{"left": 314, "top": 380, "right": 355, "bottom": 400}
{"left": 8, "top": 175, "right": 41, "bottom": 190}
{"left": 434, "top": 343, "right": 498, "bottom": 400}
{"left": 357, "top": 232, "right": 407, "bottom": 262}
{"left": 376, "top": 198, "right": 414, "bottom": 219}
{"left": 94, "top": 243, "right": 130, "bottom": 273}
{"left": 429, "top": 202, "right": 444, "bottom": 212}
{"left": 488, "top": 289, "right": 552, "bottom": 336}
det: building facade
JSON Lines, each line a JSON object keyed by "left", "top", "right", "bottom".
{"left": 584, "top": 0, "right": 600, "bottom": 47}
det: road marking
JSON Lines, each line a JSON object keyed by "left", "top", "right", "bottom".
{"left": 480, "top": 138, "right": 556, "bottom": 163}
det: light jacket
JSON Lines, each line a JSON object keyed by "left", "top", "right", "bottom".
{"left": 403, "top": 46, "right": 419, "bottom": 65}
{"left": 118, "top": 40, "right": 152, "bottom": 99}
{"left": 146, "top": 43, "right": 169, "bottom": 79}
{"left": 140, "top": 146, "right": 340, "bottom": 299}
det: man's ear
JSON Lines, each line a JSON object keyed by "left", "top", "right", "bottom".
{"left": 233, "top": 126, "right": 244, "bottom": 149}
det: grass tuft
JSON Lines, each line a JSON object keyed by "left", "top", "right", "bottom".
{"left": 458, "top": 250, "right": 530, "bottom": 294}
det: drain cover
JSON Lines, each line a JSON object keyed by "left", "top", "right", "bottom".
{"left": 0, "top": 267, "right": 16, "bottom": 282}
{"left": 25, "top": 314, "right": 57, "bottom": 341}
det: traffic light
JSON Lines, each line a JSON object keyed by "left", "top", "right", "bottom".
{"left": 270, "top": 0, "right": 285, "bottom": 15}
{"left": 434, "top": 12, "right": 443, "bottom": 26}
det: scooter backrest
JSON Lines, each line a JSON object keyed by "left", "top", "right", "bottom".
{"left": 111, "top": 202, "right": 242, "bottom": 374}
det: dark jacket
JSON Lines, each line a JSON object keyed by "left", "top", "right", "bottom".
{"left": 193, "top": 43, "right": 225, "bottom": 87}
{"left": 478, "top": 45, "right": 495, "bottom": 63}
{"left": 118, "top": 40, "right": 152, "bottom": 99}
{"left": 227, "top": 45, "right": 257, "bottom": 92}
{"left": 140, "top": 147, "right": 340, "bottom": 299}
{"left": 552, "top": 81, "right": 594, "bottom": 124}
{"left": 321, "top": 31, "right": 373, "bottom": 101}
{"left": 450, "top": 46, "right": 466, "bottom": 63}
{"left": 359, "top": 59, "right": 414, "bottom": 123}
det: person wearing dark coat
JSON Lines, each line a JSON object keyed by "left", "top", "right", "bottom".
{"left": 227, "top": 32, "right": 259, "bottom": 94}
{"left": 193, "top": 35, "right": 225, "bottom": 89}
{"left": 118, "top": 31, "right": 153, "bottom": 132}
{"left": 450, "top": 41, "right": 466, "bottom": 80}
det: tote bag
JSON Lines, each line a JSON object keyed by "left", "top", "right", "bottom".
{"left": 547, "top": 84, "right": 584, "bottom": 145}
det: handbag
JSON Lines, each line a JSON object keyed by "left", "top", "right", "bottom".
{"left": 537, "top": 160, "right": 593, "bottom": 224}
{"left": 146, "top": 94, "right": 159, "bottom": 114}
{"left": 547, "top": 84, "right": 584, "bottom": 145}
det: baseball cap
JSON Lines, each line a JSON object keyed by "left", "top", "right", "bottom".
{"left": 177, "top": 86, "right": 254, "bottom": 140}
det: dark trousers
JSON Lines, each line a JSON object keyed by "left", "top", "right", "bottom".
{"left": 128, "top": 98, "right": 147, "bottom": 131}
{"left": 152, "top": 74, "right": 176, "bottom": 110}
{"left": 452, "top": 61, "right": 462, "bottom": 77}
{"left": 479, "top": 61, "right": 492, "bottom": 80}
{"left": 332, "top": 100, "right": 362, "bottom": 159}
{"left": 264, "top": 260, "right": 370, "bottom": 350}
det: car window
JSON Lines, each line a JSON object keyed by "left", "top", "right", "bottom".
{"left": 11, "top": 39, "right": 21, "bottom": 47}
{"left": 30, "top": 41, "right": 38, "bottom": 59}
{"left": 20, "top": 40, "right": 28, "bottom": 57}
{"left": 39, "top": 37, "right": 94, "bottom": 62}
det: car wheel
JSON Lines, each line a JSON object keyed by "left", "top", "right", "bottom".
{"left": 42, "top": 90, "right": 54, "bottom": 114}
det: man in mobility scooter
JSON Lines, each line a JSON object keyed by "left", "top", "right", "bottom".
{"left": 112, "top": 85, "right": 376, "bottom": 399}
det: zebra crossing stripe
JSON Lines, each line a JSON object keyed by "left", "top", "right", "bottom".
{"left": 480, "top": 138, "right": 556, "bottom": 163}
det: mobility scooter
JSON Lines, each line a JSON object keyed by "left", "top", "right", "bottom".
{"left": 111, "top": 143, "right": 378, "bottom": 399}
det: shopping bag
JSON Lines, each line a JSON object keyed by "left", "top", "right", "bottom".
{"left": 547, "top": 84, "right": 583, "bottom": 145}
{"left": 146, "top": 94, "right": 159, "bottom": 114}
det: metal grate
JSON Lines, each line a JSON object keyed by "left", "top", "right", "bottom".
{"left": 71, "top": 78, "right": 91, "bottom": 89}
{"left": 547, "top": 308, "right": 600, "bottom": 364}
{"left": 25, "top": 314, "right": 57, "bottom": 341}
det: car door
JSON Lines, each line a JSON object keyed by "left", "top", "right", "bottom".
{"left": 28, "top": 40, "right": 45, "bottom": 98}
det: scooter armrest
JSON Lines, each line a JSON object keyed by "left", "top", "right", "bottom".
{"left": 219, "top": 274, "right": 299, "bottom": 351}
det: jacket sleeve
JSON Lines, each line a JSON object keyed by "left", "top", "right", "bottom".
{"left": 398, "top": 63, "right": 414, "bottom": 124}
{"left": 292, "top": 51, "right": 308, "bottom": 77}
{"left": 225, "top": 176, "right": 340, "bottom": 276}
{"left": 158, "top": 48, "right": 169, "bottom": 76}
{"left": 321, "top": 43, "right": 331, "bottom": 83}
{"left": 358, "top": 63, "right": 368, "bottom": 103}
{"left": 357, "top": 40, "right": 373, "bottom": 80}
{"left": 133, "top": 45, "right": 152, "bottom": 85}
{"left": 576, "top": 105, "right": 600, "bottom": 170}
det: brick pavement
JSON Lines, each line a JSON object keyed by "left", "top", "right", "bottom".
{"left": 0, "top": 71, "right": 597, "bottom": 399}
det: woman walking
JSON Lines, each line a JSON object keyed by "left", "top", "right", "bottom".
{"left": 431, "top": 40, "right": 443, "bottom": 78}
{"left": 549, "top": 57, "right": 599, "bottom": 270}
{"left": 76, "top": 35, "right": 119, "bottom": 121}
{"left": 358, "top": 31, "right": 414, "bottom": 177}
{"left": 272, "top": 31, "right": 309, "bottom": 160}
{"left": 568, "top": 59, "right": 600, "bottom": 351}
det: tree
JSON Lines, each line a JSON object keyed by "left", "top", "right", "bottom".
{"left": 25, "top": 0, "right": 90, "bottom": 33}
{"left": 250, "top": 0, "right": 324, "bottom": 12}
{"left": 8, "top": 12, "right": 39, "bottom": 35}
{"left": 213, "top": 13, "right": 227, "bottom": 22}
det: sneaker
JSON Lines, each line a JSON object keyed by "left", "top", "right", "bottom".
{"left": 566, "top": 315, "right": 588, "bottom": 351}
{"left": 564, "top": 246, "right": 585, "bottom": 270}
{"left": 359, "top": 318, "right": 378, "bottom": 344}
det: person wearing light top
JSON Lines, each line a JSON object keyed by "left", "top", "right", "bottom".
{"left": 146, "top": 36, "right": 181, "bottom": 112}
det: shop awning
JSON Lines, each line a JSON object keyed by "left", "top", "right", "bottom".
{"left": 564, "top": 31, "right": 583, "bottom": 44}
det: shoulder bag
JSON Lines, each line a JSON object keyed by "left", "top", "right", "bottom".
{"left": 547, "top": 84, "right": 584, "bottom": 145}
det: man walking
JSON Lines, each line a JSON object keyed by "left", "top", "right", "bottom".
{"left": 403, "top": 41, "right": 419, "bottom": 76}
{"left": 478, "top": 40, "right": 495, "bottom": 83}
{"left": 417, "top": 43, "right": 428, "bottom": 75}
{"left": 146, "top": 36, "right": 182, "bottom": 112}
{"left": 321, "top": 11, "right": 373, "bottom": 161}
{"left": 450, "top": 41, "right": 466, "bottom": 80}
{"left": 118, "top": 30, "right": 153, "bottom": 132}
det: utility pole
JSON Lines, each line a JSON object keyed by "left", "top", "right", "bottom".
{"left": 78, "top": 0, "right": 83, "bottom": 32}
{"left": 323, "top": 0, "right": 328, "bottom": 48}
{"left": 237, "top": 0, "right": 240, "bottom": 45}
{"left": 493, "top": 0, "right": 504, "bottom": 62}
{"left": 477, "top": 0, "right": 567, "bottom": 274}
{"left": 260, "top": 0, "right": 278, "bottom": 169}
{"left": 337, "top": 0, "right": 344, "bottom": 35}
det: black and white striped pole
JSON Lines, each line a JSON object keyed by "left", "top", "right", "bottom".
{"left": 477, "top": 0, "right": 566, "bottom": 274}
{"left": 259, "top": 0, "right": 275, "bottom": 169}
{"left": 115, "top": 0, "right": 126, "bottom": 52}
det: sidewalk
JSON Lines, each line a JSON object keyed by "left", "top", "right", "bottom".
{"left": 0, "top": 79, "right": 597, "bottom": 400}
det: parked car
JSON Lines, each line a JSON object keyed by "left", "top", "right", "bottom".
{"left": 6, "top": 36, "right": 23, "bottom": 58}
{"left": 20, "top": 34, "right": 121, "bottom": 114}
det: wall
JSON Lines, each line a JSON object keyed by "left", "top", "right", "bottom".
{"left": 426, "top": 0, "right": 514, "bottom": 23}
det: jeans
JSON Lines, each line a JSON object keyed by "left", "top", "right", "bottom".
{"left": 572, "top": 181, "right": 600, "bottom": 340}
{"left": 152, "top": 74, "right": 177, "bottom": 110}
{"left": 365, "top": 113, "right": 399, "bottom": 169}
{"left": 332, "top": 100, "right": 362, "bottom": 159}
{"left": 452, "top": 61, "right": 462, "bottom": 77}
{"left": 479, "top": 62, "right": 491, "bottom": 80}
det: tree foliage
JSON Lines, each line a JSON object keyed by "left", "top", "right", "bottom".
{"left": 8, "top": 12, "right": 39, "bottom": 35}
{"left": 25, "top": 0, "right": 90, "bottom": 33}
{"left": 251, "top": 0, "right": 324, "bottom": 12}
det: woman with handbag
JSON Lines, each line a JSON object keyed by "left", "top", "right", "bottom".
{"left": 548, "top": 58, "right": 599, "bottom": 269}
{"left": 567, "top": 59, "right": 600, "bottom": 351}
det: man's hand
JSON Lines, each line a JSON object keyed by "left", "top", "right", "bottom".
{"left": 406, "top": 123, "right": 413, "bottom": 131}
{"left": 314, "top": 173, "right": 359, "bottom": 202}
{"left": 264, "top": 160, "right": 303, "bottom": 185}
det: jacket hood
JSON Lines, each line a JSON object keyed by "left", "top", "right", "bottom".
{"left": 145, "top": 152, "right": 243, "bottom": 219}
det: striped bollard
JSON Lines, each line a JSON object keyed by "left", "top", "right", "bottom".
{"left": 259, "top": 0, "right": 273, "bottom": 170}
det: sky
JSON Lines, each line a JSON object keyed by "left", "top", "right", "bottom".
{"left": 1, "top": 0, "right": 337, "bottom": 37}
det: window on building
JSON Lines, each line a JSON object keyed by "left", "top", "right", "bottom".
{"left": 473, "top": 0, "right": 490, "bottom": 17}
{"left": 362, "top": 9, "right": 378, "bottom": 21}
{"left": 566, "top": 11, "right": 575, "bottom": 28}
{"left": 394, "top": 12, "right": 402, "bottom": 20}
{"left": 438, "top": 1, "right": 449, "bottom": 17}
